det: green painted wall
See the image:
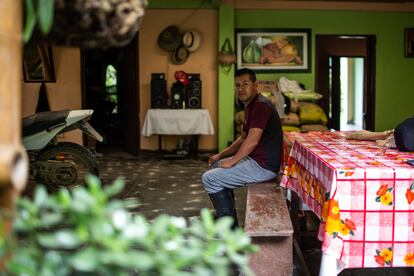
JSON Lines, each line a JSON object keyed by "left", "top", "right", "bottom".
{"left": 218, "top": 5, "right": 235, "bottom": 150}
{"left": 145, "top": 2, "right": 414, "bottom": 149}
{"left": 235, "top": 10, "right": 414, "bottom": 131}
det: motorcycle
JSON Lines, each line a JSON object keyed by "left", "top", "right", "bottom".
{"left": 22, "top": 110, "right": 103, "bottom": 190}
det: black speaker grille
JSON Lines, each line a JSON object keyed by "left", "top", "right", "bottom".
{"left": 151, "top": 73, "right": 167, "bottom": 108}
{"left": 186, "top": 75, "right": 201, "bottom": 109}
{"left": 171, "top": 82, "right": 185, "bottom": 109}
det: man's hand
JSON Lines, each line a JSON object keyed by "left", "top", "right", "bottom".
{"left": 220, "top": 158, "right": 235, "bottom": 168}
{"left": 208, "top": 153, "right": 221, "bottom": 167}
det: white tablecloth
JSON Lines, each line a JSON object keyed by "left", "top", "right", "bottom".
{"left": 142, "top": 109, "right": 214, "bottom": 136}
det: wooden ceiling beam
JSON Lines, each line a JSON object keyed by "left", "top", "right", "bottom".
{"left": 234, "top": 0, "right": 414, "bottom": 12}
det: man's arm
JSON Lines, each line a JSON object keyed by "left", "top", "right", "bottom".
{"left": 208, "top": 135, "right": 245, "bottom": 166}
{"left": 220, "top": 128, "right": 263, "bottom": 168}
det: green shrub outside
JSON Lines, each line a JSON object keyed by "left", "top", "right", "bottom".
{"left": 0, "top": 175, "right": 258, "bottom": 276}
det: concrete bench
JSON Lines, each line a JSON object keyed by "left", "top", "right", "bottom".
{"left": 245, "top": 182, "right": 294, "bottom": 276}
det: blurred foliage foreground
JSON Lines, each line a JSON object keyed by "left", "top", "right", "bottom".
{"left": 0, "top": 176, "right": 258, "bottom": 276}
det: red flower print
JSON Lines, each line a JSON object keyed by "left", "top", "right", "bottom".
{"left": 406, "top": 189, "right": 414, "bottom": 205}
{"left": 404, "top": 252, "right": 414, "bottom": 265}
{"left": 345, "top": 171, "right": 354, "bottom": 177}
{"left": 344, "top": 219, "right": 356, "bottom": 231}
{"left": 376, "top": 185, "right": 388, "bottom": 196}
{"left": 375, "top": 255, "right": 385, "bottom": 266}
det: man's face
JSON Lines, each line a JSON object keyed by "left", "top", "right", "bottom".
{"left": 235, "top": 74, "right": 257, "bottom": 104}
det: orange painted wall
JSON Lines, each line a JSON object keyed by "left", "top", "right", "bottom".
{"left": 139, "top": 9, "right": 218, "bottom": 151}
{"left": 22, "top": 47, "right": 83, "bottom": 145}
{"left": 21, "top": 9, "right": 219, "bottom": 151}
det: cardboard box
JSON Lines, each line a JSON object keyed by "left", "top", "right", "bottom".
{"left": 257, "top": 80, "right": 277, "bottom": 95}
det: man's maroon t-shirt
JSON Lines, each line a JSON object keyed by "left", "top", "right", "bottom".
{"left": 243, "top": 93, "right": 283, "bottom": 173}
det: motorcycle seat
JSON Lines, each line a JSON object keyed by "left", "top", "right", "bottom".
{"left": 23, "top": 110, "right": 70, "bottom": 137}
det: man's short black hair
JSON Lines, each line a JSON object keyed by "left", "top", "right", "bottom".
{"left": 235, "top": 68, "right": 256, "bottom": 83}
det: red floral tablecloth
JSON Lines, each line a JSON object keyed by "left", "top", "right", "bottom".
{"left": 280, "top": 131, "right": 414, "bottom": 269}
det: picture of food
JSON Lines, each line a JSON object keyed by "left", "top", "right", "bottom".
{"left": 236, "top": 29, "right": 310, "bottom": 72}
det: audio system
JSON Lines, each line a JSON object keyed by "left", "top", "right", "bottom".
{"left": 171, "top": 82, "right": 185, "bottom": 109}
{"left": 151, "top": 73, "right": 167, "bottom": 108}
{"left": 185, "top": 74, "right": 201, "bottom": 109}
{"left": 151, "top": 73, "right": 202, "bottom": 109}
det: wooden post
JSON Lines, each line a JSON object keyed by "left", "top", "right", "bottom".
{"left": 0, "top": 0, "right": 29, "bottom": 269}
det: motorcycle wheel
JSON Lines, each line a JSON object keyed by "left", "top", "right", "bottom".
{"left": 36, "top": 142, "right": 99, "bottom": 190}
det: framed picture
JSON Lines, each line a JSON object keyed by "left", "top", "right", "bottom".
{"left": 23, "top": 44, "right": 56, "bottom": 82}
{"left": 236, "top": 28, "right": 311, "bottom": 72}
{"left": 405, "top": 28, "right": 414, "bottom": 58}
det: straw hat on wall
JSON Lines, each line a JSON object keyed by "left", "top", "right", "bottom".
{"left": 158, "top": 25, "right": 181, "bottom": 52}
{"left": 170, "top": 46, "right": 190, "bottom": 65}
{"left": 182, "top": 30, "right": 201, "bottom": 52}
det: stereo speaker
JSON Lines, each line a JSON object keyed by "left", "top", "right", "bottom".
{"left": 151, "top": 73, "right": 167, "bottom": 108}
{"left": 171, "top": 82, "right": 185, "bottom": 109}
{"left": 185, "top": 74, "right": 201, "bottom": 109}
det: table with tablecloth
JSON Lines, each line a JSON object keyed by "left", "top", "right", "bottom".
{"left": 280, "top": 131, "right": 414, "bottom": 274}
{"left": 142, "top": 109, "right": 214, "bottom": 157}
{"left": 142, "top": 109, "right": 214, "bottom": 136}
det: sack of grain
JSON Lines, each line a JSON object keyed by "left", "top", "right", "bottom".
{"left": 298, "top": 102, "right": 328, "bottom": 125}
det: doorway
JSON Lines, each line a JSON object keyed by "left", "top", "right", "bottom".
{"left": 315, "top": 35, "right": 376, "bottom": 131}
{"left": 329, "top": 57, "right": 364, "bottom": 130}
{"left": 81, "top": 35, "right": 140, "bottom": 155}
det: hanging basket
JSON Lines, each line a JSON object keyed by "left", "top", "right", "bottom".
{"left": 217, "top": 38, "right": 237, "bottom": 66}
{"left": 37, "top": 0, "right": 146, "bottom": 48}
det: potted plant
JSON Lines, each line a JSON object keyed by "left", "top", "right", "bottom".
{"left": 0, "top": 175, "right": 258, "bottom": 275}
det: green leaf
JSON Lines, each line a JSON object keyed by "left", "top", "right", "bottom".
{"left": 200, "top": 208, "right": 214, "bottom": 230}
{"left": 104, "top": 177, "right": 125, "bottom": 196}
{"left": 38, "top": 212, "right": 62, "bottom": 228}
{"left": 87, "top": 174, "right": 101, "bottom": 193}
{"left": 34, "top": 185, "right": 48, "bottom": 207}
{"left": 37, "top": 230, "right": 82, "bottom": 249}
{"left": 71, "top": 247, "right": 99, "bottom": 272}
{"left": 38, "top": 0, "right": 54, "bottom": 34}
{"left": 375, "top": 197, "right": 380, "bottom": 202}
{"left": 376, "top": 249, "right": 381, "bottom": 255}
{"left": 215, "top": 217, "right": 233, "bottom": 234}
{"left": 86, "top": 174, "right": 101, "bottom": 188}
{"left": 152, "top": 215, "right": 171, "bottom": 236}
{"left": 71, "top": 188, "right": 96, "bottom": 212}
{"left": 57, "top": 188, "right": 72, "bottom": 207}
{"left": 23, "top": 0, "right": 37, "bottom": 43}
{"left": 100, "top": 251, "right": 155, "bottom": 270}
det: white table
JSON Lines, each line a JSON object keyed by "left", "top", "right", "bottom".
{"left": 142, "top": 109, "right": 214, "bottom": 158}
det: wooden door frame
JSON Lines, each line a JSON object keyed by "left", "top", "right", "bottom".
{"left": 315, "top": 35, "right": 376, "bottom": 131}
{"left": 119, "top": 34, "right": 140, "bottom": 155}
{"left": 330, "top": 56, "right": 341, "bottom": 130}
{"left": 80, "top": 35, "right": 140, "bottom": 154}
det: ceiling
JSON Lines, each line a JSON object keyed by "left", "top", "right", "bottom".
{"left": 232, "top": 0, "right": 414, "bottom": 11}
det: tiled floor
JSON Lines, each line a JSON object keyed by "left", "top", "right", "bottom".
{"left": 27, "top": 148, "right": 414, "bottom": 276}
